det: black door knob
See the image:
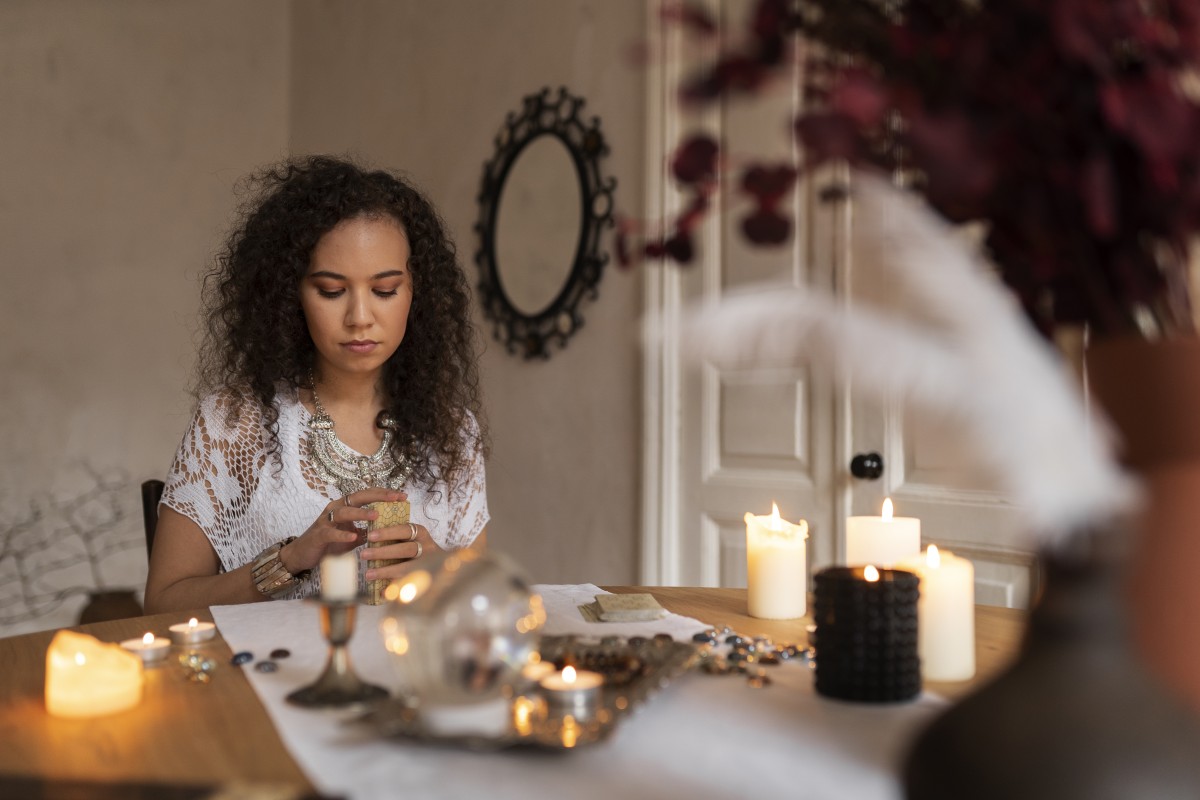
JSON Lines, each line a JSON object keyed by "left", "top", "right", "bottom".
{"left": 850, "top": 452, "right": 884, "bottom": 480}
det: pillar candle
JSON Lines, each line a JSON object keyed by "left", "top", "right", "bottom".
{"left": 46, "top": 631, "right": 143, "bottom": 718}
{"left": 811, "top": 565, "right": 920, "bottom": 703}
{"left": 744, "top": 503, "right": 809, "bottom": 619}
{"left": 846, "top": 497, "right": 921, "bottom": 567}
{"left": 320, "top": 551, "right": 359, "bottom": 601}
{"left": 897, "top": 545, "right": 976, "bottom": 681}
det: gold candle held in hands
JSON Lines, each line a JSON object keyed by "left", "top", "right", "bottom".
{"left": 366, "top": 500, "right": 410, "bottom": 605}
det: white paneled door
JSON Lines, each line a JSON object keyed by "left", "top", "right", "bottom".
{"left": 641, "top": 0, "right": 1034, "bottom": 608}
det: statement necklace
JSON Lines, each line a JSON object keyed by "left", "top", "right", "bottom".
{"left": 306, "top": 372, "right": 411, "bottom": 495}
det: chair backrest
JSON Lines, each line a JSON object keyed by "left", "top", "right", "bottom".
{"left": 141, "top": 479, "right": 164, "bottom": 558}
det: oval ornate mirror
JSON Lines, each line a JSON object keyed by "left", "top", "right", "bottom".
{"left": 474, "top": 86, "right": 616, "bottom": 360}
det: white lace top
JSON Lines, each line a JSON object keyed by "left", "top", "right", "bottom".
{"left": 161, "top": 388, "right": 489, "bottom": 599}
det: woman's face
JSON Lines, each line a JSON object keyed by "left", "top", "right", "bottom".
{"left": 300, "top": 215, "right": 413, "bottom": 382}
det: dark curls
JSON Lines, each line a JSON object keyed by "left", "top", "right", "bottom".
{"left": 197, "top": 155, "right": 487, "bottom": 491}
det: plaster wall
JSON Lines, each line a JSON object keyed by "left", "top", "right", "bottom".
{"left": 0, "top": 0, "right": 290, "bottom": 634}
{"left": 290, "top": 0, "right": 645, "bottom": 585}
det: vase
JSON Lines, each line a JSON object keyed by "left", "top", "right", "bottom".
{"left": 1086, "top": 335, "right": 1200, "bottom": 711}
{"left": 77, "top": 589, "right": 144, "bottom": 624}
{"left": 903, "top": 528, "right": 1200, "bottom": 799}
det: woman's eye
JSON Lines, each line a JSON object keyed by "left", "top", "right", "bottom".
{"left": 374, "top": 288, "right": 399, "bottom": 298}
{"left": 316, "top": 288, "right": 344, "bottom": 299}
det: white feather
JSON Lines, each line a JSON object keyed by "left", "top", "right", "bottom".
{"left": 666, "top": 170, "right": 1138, "bottom": 547}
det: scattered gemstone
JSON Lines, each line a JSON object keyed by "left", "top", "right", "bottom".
{"left": 692, "top": 632, "right": 717, "bottom": 644}
{"left": 254, "top": 660, "right": 279, "bottom": 673}
{"left": 269, "top": 648, "right": 291, "bottom": 659}
{"left": 748, "top": 670, "right": 772, "bottom": 689}
{"left": 230, "top": 651, "right": 253, "bottom": 666}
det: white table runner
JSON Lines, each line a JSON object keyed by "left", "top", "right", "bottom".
{"left": 211, "top": 584, "right": 945, "bottom": 800}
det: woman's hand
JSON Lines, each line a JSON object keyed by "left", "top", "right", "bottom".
{"left": 280, "top": 489, "right": 407, "bottom": 575}
{"left": 361, "top": 520, "right": 443, "bottom": 582}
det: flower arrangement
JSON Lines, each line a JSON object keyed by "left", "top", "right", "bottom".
{"left": 628, "top": 0, "right": 1200, "bottom": 339}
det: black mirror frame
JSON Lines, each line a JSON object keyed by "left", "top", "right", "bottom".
{"left": 474, "top": 86, "right": 616, "bottom": 360}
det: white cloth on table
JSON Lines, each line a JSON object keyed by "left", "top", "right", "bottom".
{"left": 161, "top": 388, "right": 488, "bottom": 598}
{"left": 210, "top": 583, "right": 947, "bottom": 800}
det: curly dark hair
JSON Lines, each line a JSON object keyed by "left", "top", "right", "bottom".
{"left": 197, "top": 154, "right": 487, "bottom": 491}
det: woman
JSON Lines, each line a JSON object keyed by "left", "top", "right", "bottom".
{"left": 145, "top": 156, "right": 488, "bottom": 613}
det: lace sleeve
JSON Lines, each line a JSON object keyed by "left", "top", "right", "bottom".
{"left": 426, "top": 412, "right": 489, "bottom": 550}
{"left": 160, "top": 391, "right": 267, "bottom": 569}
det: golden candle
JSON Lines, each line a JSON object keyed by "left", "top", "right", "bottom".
{"left": 46, "top": 631, "right": 143, "bottom": 718}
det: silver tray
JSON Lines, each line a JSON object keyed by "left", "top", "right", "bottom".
{"left": 353, "top": 634, "right": 699, "bottom": 751}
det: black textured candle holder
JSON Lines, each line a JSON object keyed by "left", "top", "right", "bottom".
{"left": 812, "top": 566, "right": 920, "bottom": 703}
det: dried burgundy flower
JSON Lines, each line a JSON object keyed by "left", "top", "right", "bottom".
{"left": 672, "top": 135, "right": 720, "bottom": 186}
{"left": 742, "top": 208, "right": 791, "bottom": 245}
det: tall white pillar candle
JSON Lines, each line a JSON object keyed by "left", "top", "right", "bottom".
{"left": 845, "top": 498, "right": 921, "bottom": 567}
{"left": 320, "top": 551, "right": 359, "bottom": 601}
{"left": 745, "top": 503, "right": 809, "bottom": 619}
{"left": 897, "top": 545, "right": 976, "bottom": 681}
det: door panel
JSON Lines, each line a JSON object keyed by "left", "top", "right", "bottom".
{"left": 642, "top": 0, "right": 1034, "bottom": 608}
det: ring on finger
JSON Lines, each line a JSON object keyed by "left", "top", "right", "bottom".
{"left": 413, "top": 540, "right": 423, "bottom": 560}
{"left": 407, "top": 522, "right": 417, "bottom": 541}
{"left": 343, "top": 495, "right": 352, "bottom": 507}
{"left": 327, "top": 509, "right": 336, "bottom": 525}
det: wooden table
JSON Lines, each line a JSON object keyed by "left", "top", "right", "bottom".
{"left": 0, "top": 588, "right": 1025, "bottom": 794}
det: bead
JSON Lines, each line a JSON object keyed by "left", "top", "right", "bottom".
{"left": 269, "top": 648, "right": 291, "bottom": 660}
{"left": 692, "top": 632, "right": 717, "bottom": 644}
{"left": 230, "top": 651, "right": 253, "bottom": 666}
{"left": 254, "top": 661, "right": 279, "bottom": 673}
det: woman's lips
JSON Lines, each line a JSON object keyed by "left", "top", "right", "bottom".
{"left": 342, "top": 341, "right": 379, "bottom": 354}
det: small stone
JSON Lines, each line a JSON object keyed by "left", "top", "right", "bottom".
{"left": 269, "top": 648, "right": 291, "bottom": 660}
{"left": 692, "top": 632, "right": 717, "bottom": 644}
{"left": 653, "top": 633, "right": 674, "bottom": 644}
{"left": 230, "top": 651, "right": 253, "bottom": 666}
{"left": 254, "top": 660, "right": 279, "bottom": 673}
{"left": 747, "top": 670, "right": 772, "bottom": 689}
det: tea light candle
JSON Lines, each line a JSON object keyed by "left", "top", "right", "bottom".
{"left": 46, "top": 630, "right": 143, "bottom": 718}
{"left": 521, "top": 656, "right": 555, "bottom": 684}
{"left": 120, "top": 632, "right": 171, "bottom": 665}
{"left": 169, "top": 617, "right": 216, "bottom": 645}
{"left": 320, "top": 551, "right": 359, "bottom": 601}
{"left": 540, "top": 666, "right": 603, "bottom": 719}
{"left": 745, "top": 503, "right": 809, "bottom": 619}
{"left": 811, "top": 564, "right": 920, "bottom": 703}
{"left": 846, "top": 498, "right": 921, "bottom": 567}
{"left": 897, "top": 545, "right": 976, "bottom": 681}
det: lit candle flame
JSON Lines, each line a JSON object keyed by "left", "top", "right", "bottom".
{"left": 927, "top": 544, "right": 941, "bottom": 568}
{"left": 882, "top": 498, "right": 894, "bottom": 521}
{"left": 562, "top": 666, "right": 577, "bottom": 684}
{"left": 768, "top": 502, "right": 784, "bottom": 531}
{"left": 864, "top": 565, "right": 880, "bottom": 582}
{"left": 187, "top": 618, "right": 198, "bottom": 631}
{"left": 74, "top": 652, "right": 86, "bottom": 666}
{"left": 142, "top": 632, "right": 155, "bottom": 646}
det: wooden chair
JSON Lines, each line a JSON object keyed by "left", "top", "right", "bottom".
{"left": 141, "top": 479, "right": 164, "bottom": 558}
